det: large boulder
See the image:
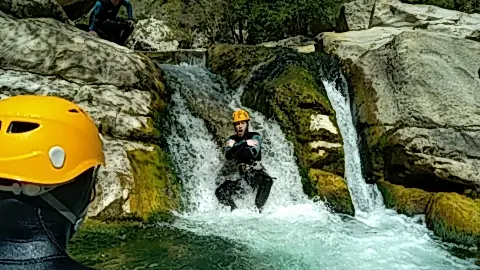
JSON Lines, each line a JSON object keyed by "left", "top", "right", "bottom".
{"left": 0, "top": 13, "right": 180, "bottom": 221}
{"left": 0, "top": 0, "right": 71, "bottom": 22}
{"left": 335, "top": 0, "right": 480, "bottom": 41}
{"left": 317, "top": 4, "right": 480, "bottom": 193}
{"left": 399, "top": 0, "right": 480, "bottom": 14}
{"left": 206, "top": 45, "right": 355, "bottom": 215}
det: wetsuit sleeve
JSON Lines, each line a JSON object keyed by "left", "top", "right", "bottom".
{"left": 250, "top": 134, "right": 262, "bottom": 158}
{"left": 123, "top": 0, "right": 134, "bottom": 20}
{"left": 88, "top": 1, "right": 103, "bottom": 31}
{"left": 225, "top": 138, "right": 247, "bottom": 160}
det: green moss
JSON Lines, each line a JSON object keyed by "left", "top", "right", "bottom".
{"left": 259, "top": 65, "right": 343, "bottom": 176}
{"left": 69, "top": 219, "right": 263, "bottom": 270}
{"left": 377, "top": 179, "right": 433, "bottom": 216}
{"left": 308, "top": 168, "right": 355, "bottom": 216}
{"left": 426, "top": 192, "right": 480, "bottom": 247}
{"left": 206, "top": 44, "right": 280, "bottom": 88}
{"left": 126, "top": 145, "right": 181, "bottom": 222}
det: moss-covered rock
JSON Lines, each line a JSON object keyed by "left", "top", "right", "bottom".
{"left": 377, "top": 179, "right": 433, "bottom": 216}
{"left": 247, "top": 64, "right": 344, "bottom": 175}
{"left": 425, "top": 192, "right": 480, "bottom": 247}
{"left": 206, "top": 44, "right": 282, "bottom": 89}
{"left": 126, "top": 145, "right": 181, "bottom": 221}
{"left": 69, "top": 219, "right": 263, "bottom": 270}
{"left": 308, "top": 169, "right": 354, "bottom": 216}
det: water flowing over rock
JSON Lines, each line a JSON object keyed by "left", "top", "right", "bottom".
{"left": 206, "top": 45, "right": 355, "bottom": 216}
{"left": 0, "top": 12, "right": 180, "bottom": 221}
{"left": 317, "top": 0, "right": 480, "bottom": 246}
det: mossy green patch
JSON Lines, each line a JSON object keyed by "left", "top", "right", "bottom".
{"left": 377, "top": 179, "right": 433, "bottom": 216}
{"left": 126, "top": 145, "right": 181, "bottom": 222}
{"left": 425, "top": 192, "right": 480, "bottom": 247}
{"left": 244, "top": 64, "right": 343, "bottom": 175}
{"left": 69, "top": 219, "right": 264, "bottom": 270}
{"left": 206, "top": 44, "right": 281, "bottom": 88}
{"left": 308, "top": 168, "right": 355, "bottom": 216}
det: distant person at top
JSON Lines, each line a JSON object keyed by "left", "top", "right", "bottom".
{"left": 88, "top": 0, "right": 135, "bottom": 46}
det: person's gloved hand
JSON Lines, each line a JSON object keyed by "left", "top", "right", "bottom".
{"left": 246, "top": 139, "right": 258, "bottom": 147}
{"left": 127, "top": 20, "right": 135, "bottom": 27}
{"left": 226, "top": 139, "right": 235, "bottom": 147}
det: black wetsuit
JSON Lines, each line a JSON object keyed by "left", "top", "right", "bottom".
{"left": 215, "top": 132, "right": 273, "bottom": 211}
{"left": 88, "top": 0, "right": 134, "bottom": 45}
{"left": 0, "top": 198, "right": 93, "bottom": 269}
{"left": 0, "top": 169, "right": 96, "bottom": 270}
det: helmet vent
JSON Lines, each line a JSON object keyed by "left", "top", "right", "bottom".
{"left": 68, "top": 109, "right": 79, "bottom": 113}
{"left": 7, "top": 121, "right": 40, "bottom": 133}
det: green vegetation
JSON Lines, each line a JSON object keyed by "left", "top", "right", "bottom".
{"left": 126, "top": 145, "right": 181, "bottom": 221}
{"left": 157, "top": 0, "right": 351, "bottom": 45}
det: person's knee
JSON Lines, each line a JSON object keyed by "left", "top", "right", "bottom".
{"left": 258, "top": 174, "right": 273, "bottom": 186}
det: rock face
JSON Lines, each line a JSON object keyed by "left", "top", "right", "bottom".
{"left": 336, "top": 0, "right": 480, "bottom": 39}
{"left": 0, "top": 0, "right": 71, "bottom": 23}
{"left": 206, "top": 45, "right": 355, "bottom": 216}
{"left": 317, "top": 0, "right": 480, "bottom": 246}
{"left": 318, "top": 0, "right": 480, "bottom": 192}
{"left": 0, "top": 12, "right": 180, "bottom": 221}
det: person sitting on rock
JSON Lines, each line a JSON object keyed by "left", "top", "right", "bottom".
{"left": 0, "top": 95, "right": 105, "bottom": 269}
{"left": 215, "top": 109, "right": 274, "bottom": 212}
{"left": 88, "top": 0, "right": 135, "bottom": 46}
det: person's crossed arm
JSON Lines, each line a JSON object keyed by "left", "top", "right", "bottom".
{"left": 225, "top": 135, "right": 261, "bottom": 160}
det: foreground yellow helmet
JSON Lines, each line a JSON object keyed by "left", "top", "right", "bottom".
{"left": 232, "top": 109, "right": 250, "bottom": 123}
{"left": 0, "top": 95, "right": 105, "bottom": 185}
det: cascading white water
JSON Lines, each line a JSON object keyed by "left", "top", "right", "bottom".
{"left": 160, "top": 63, "right": 479, "bottom": 269}
{"left": 321, "top": 77, "right": 384, "bottom": 213}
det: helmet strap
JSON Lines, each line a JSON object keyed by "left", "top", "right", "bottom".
{"left": 40, "top": 192, "right": 78, "bottom": 225}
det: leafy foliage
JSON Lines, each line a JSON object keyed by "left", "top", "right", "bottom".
{"left": 160, "top": 0, "right": 351, "bottom": 45}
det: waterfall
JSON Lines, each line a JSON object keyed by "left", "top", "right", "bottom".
{"left": 158, "top": 62, "right": 479, "bottom": 270}
{"left": 321, "top": 76, "right": 384, "bottom": 213}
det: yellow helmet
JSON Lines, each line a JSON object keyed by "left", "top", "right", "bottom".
{"left": 0, "top": 95, "right": 105, "bottom": 185}
{"left": 232, "top": 109, "right": 250, "bottom": 123}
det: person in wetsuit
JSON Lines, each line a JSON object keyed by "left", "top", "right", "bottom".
{"left": 88, "top": 0, "right": 135, "bottom": 45}
{"left": 215, "top": 109, "right": 274, "bottom": 212}
{"left": 0, "top": 95, "right": 105, "bottom": 269}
